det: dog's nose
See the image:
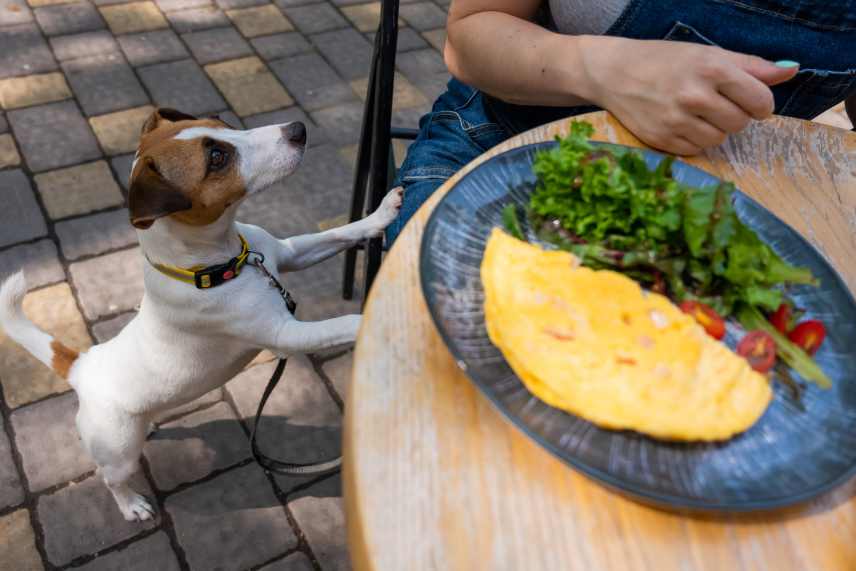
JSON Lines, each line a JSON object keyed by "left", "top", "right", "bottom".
{"left": 282, "top": 122, "right": 307, "bottom": 146}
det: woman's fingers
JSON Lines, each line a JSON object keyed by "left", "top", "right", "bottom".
{"left": 679, "top": 117, "right": 728, "bottom": 149}
{"left": 716, "top": 66, "right": 777, "bottom": 119}
{"left": 696, "top": 95, "right": 753, "bottom": 134}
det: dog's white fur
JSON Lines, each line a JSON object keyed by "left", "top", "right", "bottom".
{"left": 0, "top": 117, "right": 401, "bottom": 521}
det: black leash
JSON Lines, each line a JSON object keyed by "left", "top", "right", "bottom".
{"left": 247, "top": 253, "right": 342, "bottom": 477}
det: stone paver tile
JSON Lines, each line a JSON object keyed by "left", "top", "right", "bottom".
{"left": 0, "top": 414, "right": 24, "bottom": 510}
{"left": 34, "top": 1, "right": 104, "bottom": 36}
{"left": 351, "top": 71, "right": 427, "bottom": 109}
{"left": 92, "top": 310, "right": 135, "bottom": 342}
{"left": 62, "top": 53, "right": 149, "bottom": 116}
{"left": 0, "top": 510, "right": 43, "bottom": 571}
{"left": 110, "top": 152, "right": 134, "bottom": 190}
{"left": 118, "top": 29, "right": 188, "bottom": 66}
{"left": 154, "top": 388, "right": 224, "bottom": 424}
{"left": 182, "top": 25, "right": 252, "bottom": 64}
{"left": 38, "top": 472, "right": 157, "bottom": 566}
{"left": 205, "top": 56, "right": 292, "bottom": 117}
{"left": 0, "top": 170, "right": 46, "bottom": 247}
{"left": 27, "top": 0, "right": 76, "bottom": 6}
{"left": 319, "top": 349, "right": 351, "bottom": 400}
{"left": 0, "top": 112, "right": 6, "bottom": 133}
{"left": 166, "top": 5, "right": 228, "bottom": 32}
{"left": 316, "top": 212, "right": 347, "bottom": 231}
{"left": 214, "top": 0, "right": 264, "bottom": 10}
{"left": 138, "top": 59, "right": 226, "bottom": 116}
{"left": 0, "top": 23, "right": 57, "bottom": 79}
{"left": 260, "top": 552, "right": 314, "bottom": 571}
{"left": 281, "top": 2, "right": 345, "bottom": 35}
{"left": 35, "top": 160, "right": 124, "bottom": 219}
{"left": 226, "top": 4, "right": 292, "bottom": 37}
{"left": 274, "top": 0, "right": 316, "bottom": 6}
{"left": 144, "top": 402, "right": 249, "bottom": 491}
{"left": 0, "top": 0, "right": 33, "bottom": 26}
{"left": 395, "top": 46, "right": 446, "bottom": 80}
{"left": 227, "top": 356, "right": 341, "bottom": 487}
{"left": 395, "top": 25, "right": 428, "bottom": 51}
{"left": 70, "top": 247, "right": 144, "bottom": 320}
{"left": 11, "top": 391, "right": 94, "bottom": 490}
{"left": 310, "top": 27, "right": 371, "bottom": 80}
{"left": 250, "top": 31, "right": 310, "bottom": 61}
{"left": 341, "top": 1, "right": 404, "bottom": 33}
{"left": 0, "top": 133, "right": 20, "bottom": 168}
{"left": 56, "top": 208, "right": 137, "bottom": 261}
{"left": 288, "top": 475, "right": 346, "bottom": 570}
{"left": 422, "top": 27, "right": 444, "bottom": 51}
{"left": 166, "top": 464, "right": 296, "bottom": 571}
{"left": 0, "top": 72, "right": 71, "bottom": 109}
{"left": 310, "top": 100, "right": 363, "bottom": 144}
{"left": 89, "top": 105, "right": 154, "bottom": 155}
{"left": 399, "top": 1, "right": 445, "bottom": 31}
{"left": 155, "top": 0, "right": 208, "bottom": 12}
{"left": 242, "top": 106, "right": 324, "bottom": 145}
{"left": 50, "top": 29, "right": 120, "bottom": 61}
{"left": 1, "top": 283, "right": 91, "bottom": 408}
{"left": 0, "top": 239, "right": 64, "bottom": 289}
{"left": 74, "top": 532, "right": 181, "bottom": 571}
{"left": 216, "top": 109, "right": 243, "bottom": 128}
{"left": 100, "top": 1, "right": 167, "bottom": 34}
{"left": 409, "top": 70, "right": 448, "bottom": 107}
{"left": 269, "top": 52, "right": 355, "bottom": 111}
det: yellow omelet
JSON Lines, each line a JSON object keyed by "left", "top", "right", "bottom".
{"left": 481, "top": 228, "right": 773, "bottom": 441}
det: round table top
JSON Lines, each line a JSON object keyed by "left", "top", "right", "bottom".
{"left": 343, "top": 112, "right": 856, "bottom": 571}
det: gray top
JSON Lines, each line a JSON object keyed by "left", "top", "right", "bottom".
{"left": 548, "top": 0, "right": 631, "bottom": 35}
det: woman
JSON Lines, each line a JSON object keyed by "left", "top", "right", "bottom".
{"left": 386, "top": 0, "right": 856, "bottom": 242}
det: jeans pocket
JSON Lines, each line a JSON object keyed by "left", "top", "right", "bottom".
{"left": 662, "top": 21, "right": 719, "bottom": 46}
{"left": 779, "top": 69, "right": 856, "bottom": 119}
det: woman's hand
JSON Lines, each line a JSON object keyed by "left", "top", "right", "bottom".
{"left": 578, "top": 36, "right": 799, "bottom": 155}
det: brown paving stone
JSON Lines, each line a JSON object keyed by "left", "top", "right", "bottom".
{"left": 341, "top": 1, "right": 404, "bottom": 32}
{"left": 0, "top": 283, "right": 91, "bottom": 409}
{"left": 422, "top": 27, "right": 444, "bottom": 51}
{"left": 99, "top": 1, "right": 167, "bottom": 34}
{"left": 287, "top": 475, "right": 347, "bottom": 571}
{"left": 226, "top": 4, "right": 292, "bottom": 37}
{"left": 0, "top": 72, "right": 71, "bottom": 110}
{"left": 316, "top": 212, "right": 348, "bottom": 232}
{"left": 89, "top": 105, "right": 154, "bottom": 155}
{"left": 350, "top": 72, "right": 427, "bottom": 110}
{"left": 35, "top": 160, "right": 124, "bottom": 220}
{"left": 0, "top": 133, "right": 20, "bottom": 168}
{"left": 27, "top": 0, "right": 76, "bottom": 6}
{"left": 0, "top": 510, "right": 43, "bottom": 571}
{"left": 0, "top": 239, "right": 64, "bottom": 291}
{"left": 205, "top": 56, "right": 292, "bottom": 117}
{"left": 69, "top": 247, "right": 143, "bottom": 320}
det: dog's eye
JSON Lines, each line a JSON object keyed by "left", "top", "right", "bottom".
{"left": 209, "top": 147, "right": 228, "bottom": 171}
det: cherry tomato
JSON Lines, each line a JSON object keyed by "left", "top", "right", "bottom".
{"left": 736, "top": 330, "right": 777, "bottom": 373}
{"left": 788, "top": 320, "right": 826, "bottom": 356}
{"left": 679, "top": 301, "right": 726, "bottom": 340}
{"left": 769, "top": 303, "right": 792, "bottom": 334}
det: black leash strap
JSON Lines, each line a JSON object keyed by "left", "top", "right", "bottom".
{"left": 248, "top": 253, "right": 342, "bottom": 477}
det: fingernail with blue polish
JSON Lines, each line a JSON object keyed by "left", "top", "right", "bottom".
{"left": 775, "top": 60, "right": 800, "bottom": 68}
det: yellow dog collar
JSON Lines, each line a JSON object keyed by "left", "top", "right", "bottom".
{"left": 147, "top": 234, "right": 251, "bottom": 289}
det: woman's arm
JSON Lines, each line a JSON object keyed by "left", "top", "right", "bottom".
{"left": 445, "top": 0, "right": 799, "bottom": 155}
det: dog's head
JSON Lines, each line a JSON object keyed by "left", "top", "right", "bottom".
{"left": 128, "top": 108, "right": 307, "bottom": 230}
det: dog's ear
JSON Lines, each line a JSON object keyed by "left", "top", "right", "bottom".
{"left": 141, "top": 108, "right": 199, "bottom": 135}
{"left": 128, "top": 158, "right": 193, "bottom": 229}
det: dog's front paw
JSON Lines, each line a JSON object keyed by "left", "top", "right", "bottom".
{"left": 119, "top": 492, "right": 156, "bottom": 522}
{"left": 366, "top": 187, "right": 403, "bottom": 237}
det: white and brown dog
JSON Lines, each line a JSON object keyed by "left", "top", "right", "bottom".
{"left": 0, "top": 108, "right": 401, "bottom": 521}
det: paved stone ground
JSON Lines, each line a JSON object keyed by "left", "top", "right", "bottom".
{"left": 0, "top": 0, "right": 450, "bottom": 569}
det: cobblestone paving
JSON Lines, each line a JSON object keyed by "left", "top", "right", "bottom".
{"left": 0, "top": 0, "right": 448, "bottom": 568}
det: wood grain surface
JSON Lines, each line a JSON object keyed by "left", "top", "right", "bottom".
{"left": 344, "top": 112, "right": 856, "bottom": 571}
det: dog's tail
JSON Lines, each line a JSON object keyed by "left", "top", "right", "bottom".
{"left": 0, "top": 271, "right": 79, "bottom": 379}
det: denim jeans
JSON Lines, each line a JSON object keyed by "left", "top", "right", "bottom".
{"left": 386, "top": 0, "right": 856, "bottom": 244}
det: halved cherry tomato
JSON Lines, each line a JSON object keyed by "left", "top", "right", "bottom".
{"left": 788, "top": 320, "right": 826, "bottom": 356}
{"left": 769, "top": 303, "right": 792, "bottom": 334}
{"left": 736, "top": 330, "right": 777, "bottom": 373}
{"left": 679, "top": 301, "right": 726, "bottom": 340}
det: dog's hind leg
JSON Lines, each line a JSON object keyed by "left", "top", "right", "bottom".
{"left": 76, "top": 402, "right": 155, "bottom": 522}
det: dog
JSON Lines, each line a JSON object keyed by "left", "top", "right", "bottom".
{"left": 0, "top": 108, "right": 402, "bottom": 521}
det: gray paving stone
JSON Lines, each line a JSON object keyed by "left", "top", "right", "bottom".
{"left": 399, "top": 1, "right": 445, "bottom": 31}
{"left": 395, "top": 46, "right": 445, "bottom": 80}
{"left": 0, "top": 239, "right": 65, "bottom": 289}
{"left": 319, "top": 349, "right": 351, "bottom": 400}
{"left": 181, "top": 25, "right": 252, "bottom": 64}
{"left": 155, "top": 0, "right": 209, "bottom": 12}
{"left": 0, "top": 112, "right": 7, "bottom": 134}
{"left": 118, "top": 29, "right": 188, "bottom": 66}
{"left": 0, "top": 412, "right": 24, "bottom": 510}
{"left": 55, "top": 208, "right": 138, "bottom": 261}
{"left": 214, "top": 0, "right": 265, "bottom": 10}
{"left": 0, "top": 0, "right": 33, "bottom": 26}
{"left": 243, "top": 106, "right": 325, "bottom": 145}
{"left": 144, "top": 402, "right": 249, "bottom": 492}
{"left": 269, "top": 52, "right": 355, "bottom": 111}
{"left": 395, "top": 25, "right": 428, "bottom": 51}
{"left": 69, "top": 246, "right": 144, "bottom": 320}
{"left": 38, "top": 472, "right": 157, "bottom": 566}
{"left": 34, "top": 2, "right": 105, "bottom": 36}
{"left": 0, "top": 23, "right": 57, "bottom": 79}
{"left": 0, "top": 170, "right": 47, "bottom": 248}
{"left": 50, "top": 30, "right": 121, "bottom": 61}
{"left": 288, "top": 475, "right": 347, "bottom": 571}
{"left": 310, "top": 100, "right": 363, "bottom": 144}
{"left": 260, "top": 552, "right": 314, "bottom": 571}
{"left": 410, "top": 70, "right": 449, "bottom": 104}
{"left": 8, "top": 100, "right": 102, "bottom": 172}
{"left": 166, "top": 464, "right": 296, "bottom": 571}
{"left": 62, "top": 53, "right": 149, "bottom": 116}
{"left": 276, "top": 0, "right": 320, "bottom": 6}
{"left": 74, "top": 532, "right": 181, "bottom": 571}
{"left": 166, "top": 5, "right": 229, "bottom": 32}
{"left": 11, "top": 392, "right": 95, "bottom": 492}
{"left": 250, "top": 31, "right": 311, "bottom": 61}
{"left": 215, "top": 109, "right": 243, "bottom": 128}
{"left": 281, "top": 2, "right": 345, "bottom": 34}
{"left": 310, "top": 27, "right": 372, "bottom": 80}
{"left": 137, "top": 59, "right": 226, "bottom": 116}
{"left": 110, "top": 152, "right": 134, "bottom": 191}
{"left": 92, "top": 311, "right": 136, "bottom": 343}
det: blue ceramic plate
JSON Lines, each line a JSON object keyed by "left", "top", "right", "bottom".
{"left": 419, "top": 141, "right": 856, "bottom": 511}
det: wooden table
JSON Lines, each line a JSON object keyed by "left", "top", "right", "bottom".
{"left": 343, "top": 112, "right": 856, "bottom": 571}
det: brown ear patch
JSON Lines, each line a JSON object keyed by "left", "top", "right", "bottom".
{"left": 128, "top": 157, "right": 193, "bottom": 229}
